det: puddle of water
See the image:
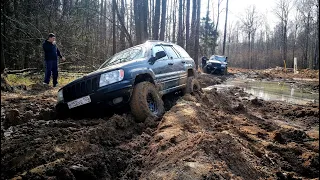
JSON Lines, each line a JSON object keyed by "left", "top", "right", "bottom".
{"left": 203, "top": 78, "right": 319, "bottom": 105}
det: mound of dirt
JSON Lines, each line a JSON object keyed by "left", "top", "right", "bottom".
{"left": 138, "top": 89, "right": 319, "bottom": 179}
{"left": 197, "top": 73, "right": 224, "bottom": 87}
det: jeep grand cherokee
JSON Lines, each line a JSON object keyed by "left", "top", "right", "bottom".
{"left": 56, "top": 40, "right": 200, "bottom": 122}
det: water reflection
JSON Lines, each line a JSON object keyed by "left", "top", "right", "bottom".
{"left": 203, "top": 78, "right": 319, "bottom": 105}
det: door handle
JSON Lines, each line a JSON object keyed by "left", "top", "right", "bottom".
{"left": 181, "top": 61, "right": 186, "bottom": 63}
{"left": 168, "top": 63, "right": 174, "bottom": 65}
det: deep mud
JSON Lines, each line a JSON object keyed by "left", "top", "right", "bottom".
{"left": 1, "top": 72, "right": 319, "bottom": 180}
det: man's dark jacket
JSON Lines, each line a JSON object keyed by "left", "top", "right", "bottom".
{"left": 43, "top": 40, "right": 62, "bottom": 61}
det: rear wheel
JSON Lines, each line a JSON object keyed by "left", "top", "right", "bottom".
{"left": 183, "top": 77, "right": 201, "bottom": 94}
{"left": 130, "top": 82, "right": 164, "bottom": 122}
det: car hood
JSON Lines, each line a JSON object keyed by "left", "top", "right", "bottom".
{"left": 86, "top": 62, "right": 131, "bottom": 76}
{"left": 59, "top": 58, "right": 147, "bottom": 90}
{"left": 207, "top": 60, "right": 227, "bottom": 65}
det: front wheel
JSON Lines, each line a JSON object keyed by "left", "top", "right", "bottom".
{"left": 183, "top": 77, "right": 201, "bottom": 94}
{"left": 224, "top": 67, "right": 228, "bottom": 75}
{"left": 130, "top": 82, "right": 165, "bottom": 122}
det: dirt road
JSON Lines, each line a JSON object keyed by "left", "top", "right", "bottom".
{"left": 1, "top": 71, "right": 318, "bottom": 180}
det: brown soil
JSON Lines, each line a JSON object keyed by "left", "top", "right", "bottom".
{"left": 1, "top": 72, "right": 319, "bottom": 180}
{"left": 228, "top": 67, "right": 319, "bottom": 80}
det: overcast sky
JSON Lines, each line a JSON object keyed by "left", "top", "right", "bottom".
{"left": 200, "top": 0, "right": 279, "bottom": 32}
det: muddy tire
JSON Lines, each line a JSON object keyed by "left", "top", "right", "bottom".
{"left": 222, "top": 67, "right": 228, "bottom": 75}
{"left": 202, "top": 66, "right": 208, "bottom": 74}
{"left": 130, "top": 82, "right": 165, "bottom": 122}
{"left": 184, "top": 77, "right": 201, "bottom": 94}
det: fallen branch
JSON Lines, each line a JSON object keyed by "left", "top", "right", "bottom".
{"left": 58, "top": 62, "right": 72, "bottom": 66}
{"left": 7, "top": 68, "right": 38, "bottom": 74}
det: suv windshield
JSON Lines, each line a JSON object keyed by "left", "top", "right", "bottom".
{"left": 209, "top": 55, "right": 226, "bottom": 62}
{"left": 99, "top": 46, "right": 146, "bottom": 69}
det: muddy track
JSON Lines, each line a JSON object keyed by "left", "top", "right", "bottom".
{"left": 1, "top": 73, "right": 319, "bottom": 179}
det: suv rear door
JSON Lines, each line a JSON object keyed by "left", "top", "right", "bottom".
{"left": 172, "top": 45, "right": 193, "bottom": 85}
{"left": 161, "top": 45, "right": 181, "bottom": 89}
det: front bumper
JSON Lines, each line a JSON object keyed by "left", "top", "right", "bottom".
{"left": 205, "top": 65, "right": 226, "bottom": 73}
{"left": 56, "top": 79, "right": 134, "bottom": 110}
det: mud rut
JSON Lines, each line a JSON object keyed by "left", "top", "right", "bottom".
{"left": 1, "top": 73, "right": 319, "bottom": 180}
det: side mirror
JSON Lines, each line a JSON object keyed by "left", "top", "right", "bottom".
{"left": 155, "top": 51, "right": 166, "bottom": 60}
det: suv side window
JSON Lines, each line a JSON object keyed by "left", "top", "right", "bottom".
{"left": 172, "top": 45, "right": 191, "bottom": 58}
{"left": 152, "top": 45, "right": 168, "bottom": 60}
{"left": 162, "top": 45, "right": 179, "bottom": 59}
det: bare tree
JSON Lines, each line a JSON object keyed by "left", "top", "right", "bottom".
{"left": 274, "top": 0, "right": 292, "bottom": 67}
{"left": 177, "top": 0, "right": 184, "bottom": 46}
{"left": 112, "top": 0, "right": 116, "bottom": 54}
{"left": 215, "top": 0, "right": 224, "bottom": 32}
{"left": 240, "top": 5, "right": 261, "bottom": 69}
{"left": 153, "top": 0, "right": 160, "bottom": 39}
{"left": 194, "top": 0, "right": 201, "bottom": 69}
{"left": 185, "top": 0, "right": 191, "bottom": 51}
{"left": 190, "top": 0, "right": 197, "bottom": 58}
{"left": 172, "top": 0, "right": 177, "bottom": 43}
{"left": 159, "top": 0, "right": 167, "bottom": 40}
{"left": 222, "top": 0, "right": 229, "bottom": 55}
{"left": 134, "top": 0, "right": 149, "bottom": 44}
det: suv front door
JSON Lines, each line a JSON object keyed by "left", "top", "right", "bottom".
{"left": 151, "top": 45, "right": 175, "bottom": 93}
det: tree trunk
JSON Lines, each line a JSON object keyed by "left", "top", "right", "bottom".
{"left": 159, "top": 0, "right": 167, "bottom": 40}
{"left": 113, "top": 0, "right": 117, "bottom": 54}
{"left": 134, "top": 0, "right": 141, "bottom": 44}
{"left": 177, "top": 0, "right": 183, "bottom": 46}
{"left": 172, "top": 0, "right": 177, "bottom": 43}
{"left": 190, "top": 0, "right": 197, "bottom": 58}
{"left": 142, "top": 0, "right": 149, "bottom": 42}
{"left": 153, "top": 0, "right": 160, "bottom": 39}
{"left": 222, "top": 0, "right": 229, "bottom": 55}
{"left": 119, "top": 0, "right": 126, "bottom": 50}
{"left": 215, "top": 0, "right": 221, "bottom": 32}
{"left": 194, "top": 0, "right": 200, "bottom": 69}
{"left": 185, "top": 0, "right": 190, "bottom": 52}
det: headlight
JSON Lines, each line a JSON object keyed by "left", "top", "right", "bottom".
{"left": 221, "top": 64, "right": 226, "bottom": 67}
{"left": 57, "top": 89, "right": 63, "bottom": 102}
{"left": 99, "top": 69, "right": 124, "bottom": 87}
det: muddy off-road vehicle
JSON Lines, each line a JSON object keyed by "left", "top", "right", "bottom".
{"left": 56, "top": 40, "right": 200, "bottom": 121}
{"left": 203, "top": 55, "right": 228, "bottom": 75}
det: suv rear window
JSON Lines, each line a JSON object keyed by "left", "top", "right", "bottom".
{"left": 172, "top": 45, "right": 191, "bottom": 58}
{"left": 162, "top": 45, "right": 179, "bottom": 59}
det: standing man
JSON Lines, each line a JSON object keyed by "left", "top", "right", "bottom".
{"left": 201, "top": 56, "right": 208, "bottom": 69}
{"left": 43, "top": 33, "right": 65, "bottom": 87}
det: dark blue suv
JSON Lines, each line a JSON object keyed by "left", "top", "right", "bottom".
{"left": 56, "top": 40, "right": 200, "bottom": 122}
{"left": 203, "top": 55, "right": 228, "bottom": 75}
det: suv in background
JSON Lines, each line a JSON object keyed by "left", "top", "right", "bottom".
{"left": 56, "top": 40, "right": 200, "bottom": 122}
{"left": 203, "top": 55, "right": 228, "bottom": 75}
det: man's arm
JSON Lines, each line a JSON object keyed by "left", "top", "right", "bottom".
{"left": 57, "top": 47, "right": 66, "bottom": 61}
{"left": 57, "top": 47, "right": 63, "bottom": 58}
